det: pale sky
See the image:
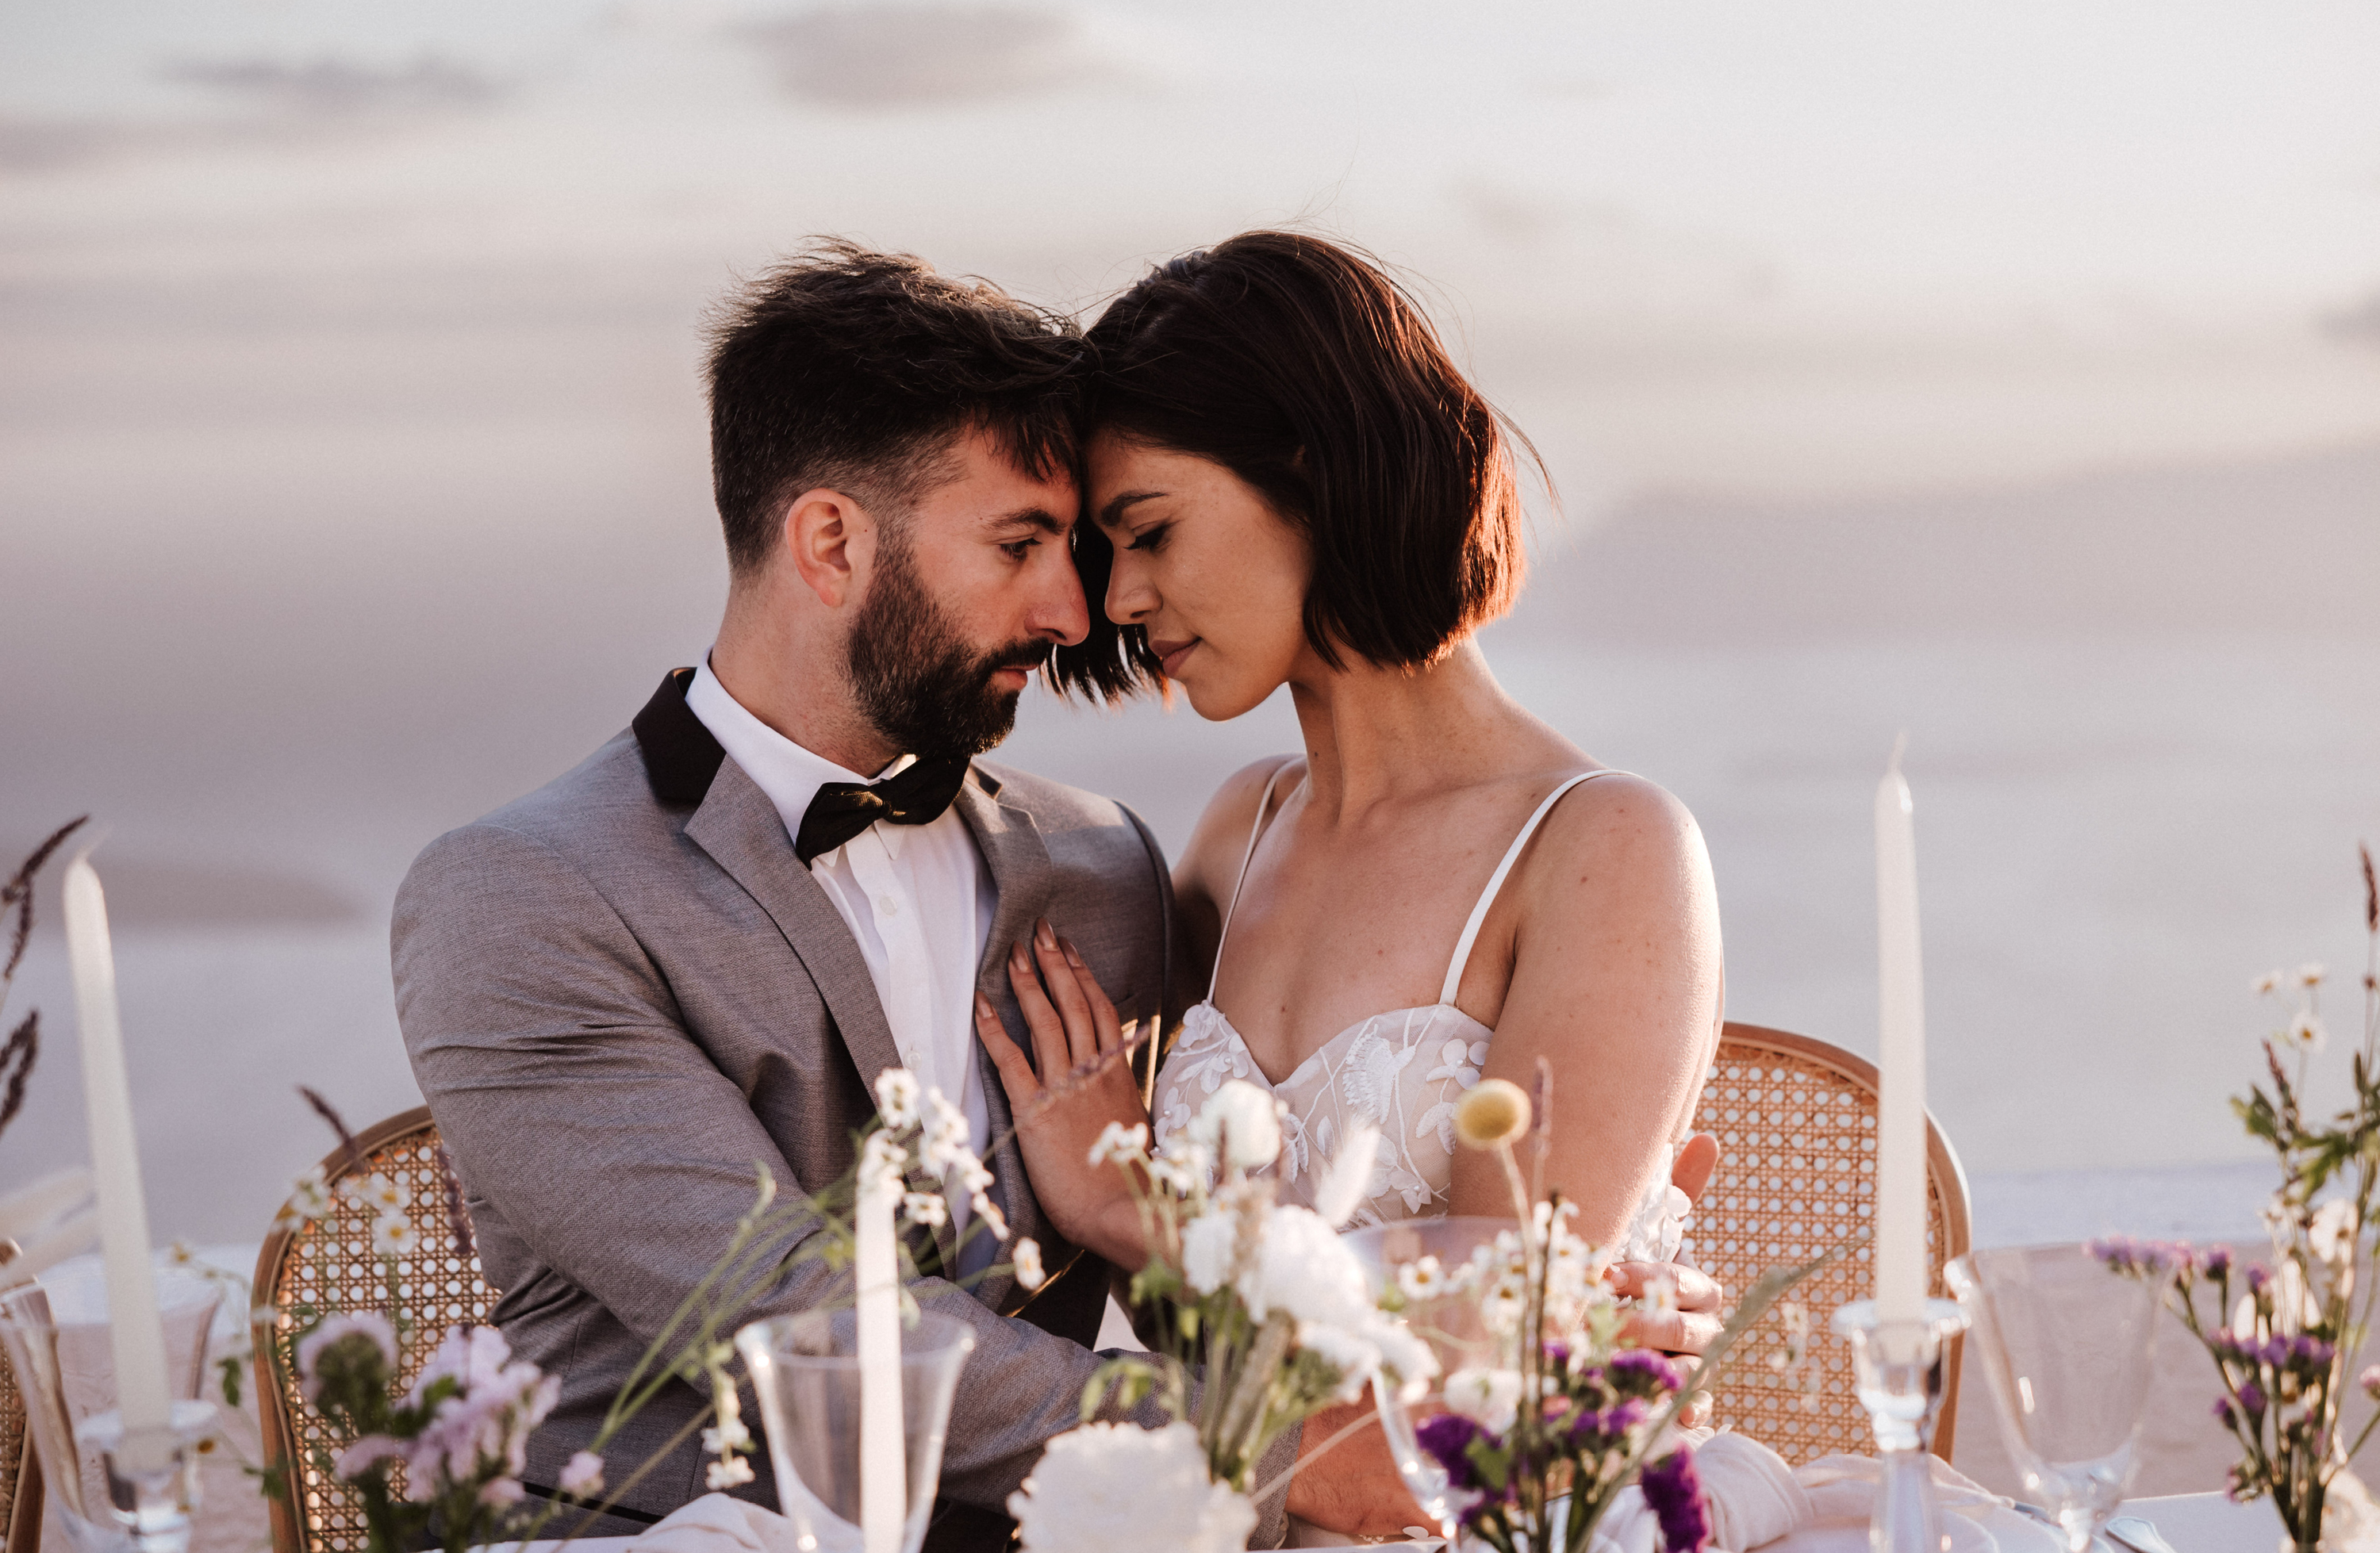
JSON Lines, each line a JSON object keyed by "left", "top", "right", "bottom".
{"left": 6, "top": 0, "right": 2378, "bottom": 503}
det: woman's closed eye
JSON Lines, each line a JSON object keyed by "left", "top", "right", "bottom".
{"left": 1123, "top": 520, "right": 1171, "bottom": 554}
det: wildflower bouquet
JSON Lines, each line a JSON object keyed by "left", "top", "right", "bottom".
{"left": 2094, "top": 847, "right": 2380, "bottom": 1553}
{"left": 1007, "top": 1080, "right": 1437, "bottom": 1553}
{"left": 251, "top": 1068, "right": 1038, "bottom": 1553}
{"left": 1395, "top": 1078, "right": 1814, "bottom": 1553}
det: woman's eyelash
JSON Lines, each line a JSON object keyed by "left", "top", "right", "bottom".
{"left": 1124, "top": 522, "right": 1169, "bottom": 553}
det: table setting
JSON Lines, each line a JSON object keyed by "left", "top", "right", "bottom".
{"left": 8, "top": 767, "right": 2380, "bottom": 1553}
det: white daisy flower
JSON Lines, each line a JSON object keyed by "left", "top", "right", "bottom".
{"left": 873, "top": 1068, "right": 921, "bottom": 1130}
{"left": 370, "top": 1212, "right": 420, "bottom": 1256}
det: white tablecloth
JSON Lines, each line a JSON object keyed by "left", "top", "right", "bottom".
{"left": 488, "top": 1490, "right": 2279, "bottom": 1553}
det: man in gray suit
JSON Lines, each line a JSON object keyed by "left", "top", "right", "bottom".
{"left": 394, "top": 243, "right": 1718, "bottom": 1551}
{"left": 393, "top": 243, "right": 1197, "bottom": 1550}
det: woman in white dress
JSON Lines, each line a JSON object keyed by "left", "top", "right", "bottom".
{"left": 973, "top": 232, "right": 1725, "bottom": 1537}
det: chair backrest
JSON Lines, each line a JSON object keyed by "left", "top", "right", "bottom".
{"left": 251, "top": 1108, "right": 501, "bottom": 1553}
{"left": 1687, "top": 1022, "right": 1973, "bottom": 1463}
{"left": 1, "top": 1344, "right": 38, "bottom": 1553}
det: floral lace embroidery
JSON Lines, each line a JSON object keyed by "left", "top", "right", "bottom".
{"left": 1154, "top": 1000, "right": 1683, "bottom": 1255}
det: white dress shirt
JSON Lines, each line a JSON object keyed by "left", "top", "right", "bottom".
{"left": 685, "top": 659, "right": 996, "bottom": 1249}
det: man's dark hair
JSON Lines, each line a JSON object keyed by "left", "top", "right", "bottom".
{"left": 706, "top": 241, "right": 1147, "bottom": 697}
{"left": 1058, "top": 230, "right": 1537, "bottom": 694}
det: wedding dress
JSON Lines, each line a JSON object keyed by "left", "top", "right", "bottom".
{"left": 1150, "top": 765, "right": 1691, "bottom": 1263}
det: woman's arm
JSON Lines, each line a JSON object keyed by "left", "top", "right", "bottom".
{"left": 1445, "top": 773, "right": 1724, "bottom": 1247}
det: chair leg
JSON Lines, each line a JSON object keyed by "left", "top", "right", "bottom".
{"left": 4, "top": 1448, "right": 40, "bottom": 1553}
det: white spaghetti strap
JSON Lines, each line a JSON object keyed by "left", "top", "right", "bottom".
{"left": 1207, "top": 761, "right": 1296, "bottom": 1000}
{"left": 1438, "top": 770, "right": 1628, "bottom": 1007}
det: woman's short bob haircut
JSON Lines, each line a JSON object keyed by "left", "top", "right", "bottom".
{"left": 1049, "top": 230, "right": 1537, "bottom": 700}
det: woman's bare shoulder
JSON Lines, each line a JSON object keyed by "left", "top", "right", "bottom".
{"left": 1177, "top": 754, "right": 1303, "bottom": 903}
{"left": 1521, "top": 768, "right": 1709, "bottom": 906}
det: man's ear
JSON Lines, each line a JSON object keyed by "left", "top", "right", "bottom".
{"left": 782, "top": 487, "right": 875, "bottom": 608}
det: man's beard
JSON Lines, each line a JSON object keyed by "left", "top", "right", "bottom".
{"left": 845, "top": 540, "right": 1048, "bottom": 761}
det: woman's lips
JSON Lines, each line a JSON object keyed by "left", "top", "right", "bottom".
{"left": 1150, "top": 637, "right": 1199, "bottom": 677}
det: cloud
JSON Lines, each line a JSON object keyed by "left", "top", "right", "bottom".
{"left": 156, "top": 54, "right": 506, "bottom": 118}
{"left": 0, "top": 53, "right": 510, "bottom": 174}
{"left": 738, "top": 4, "right": 1142, "bottom": 109}
{"left": 2320, "top": 289, "right": 2380, "bottom": 349}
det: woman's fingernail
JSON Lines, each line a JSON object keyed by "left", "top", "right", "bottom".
{"left": 974, "top": 991, "right": 993, "bottom": 1018}
{"left": 1012, "top": 940, "right": 1030, "bottom": 968}
{"left": 1035, "top": 918, "right": 1057, "bottom": 950}
{"left": 1062, "top": 938, "right": 1085, "bottom": 969}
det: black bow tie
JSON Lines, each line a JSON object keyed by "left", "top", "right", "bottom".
{"left": 794, "top": 755, "right": 971, "bottom": 865}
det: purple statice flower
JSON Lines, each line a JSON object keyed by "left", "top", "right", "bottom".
{"left": 1639, "top": 1446, "right": 1711, "bottom": 1553}
{"left": 1569, "top": 1398, "right": 1650, "bottom": 1448}
{"left": 2089, "top": 1237, "right": 2187, "bottom": 1276}
{"left": 2360, "top": 1364, "right": 2380, "bottom": 1398}
{"left": 2246, "top": 1264, "right": 2271, "bottom": 1295}
{"left": 1609, "top": 1350, "right": 1684, "bottom": 1398}
{"left": 2212, "top": 1396, "right": 2237, "bottom": 1428}
{"left": 2288, "top": 1336, "right": 2336, "bottom": 1371}
{"left": 2199, "top": 1246, "right": 2234, "bottom": 1279}
{"left": 1417, "top": 1413, "right": 1492, "bottom": 1494}
{"left": 2237, "top": 1382, "right": 2267, "bottom": 1417}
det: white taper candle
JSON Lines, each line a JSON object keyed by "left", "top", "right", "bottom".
{"left": 855, "top": 1168, "right": 903, "bottom": 1553}
{"left": 1874, "top": 738, "right": 1929, "bottom": 1324}
{"left": 62, "top": 852, "right": 174, "bottom": 1433}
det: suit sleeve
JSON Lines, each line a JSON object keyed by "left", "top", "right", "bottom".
{"left": 390, "top": 821, "right": 1164, "bottom": 1508}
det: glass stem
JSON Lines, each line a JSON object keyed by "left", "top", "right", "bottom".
{"left": 1874, "top": 1445, "right": 1942, "bottom": 1553}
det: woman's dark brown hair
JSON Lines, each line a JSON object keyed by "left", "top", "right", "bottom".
{"left": 1048, "top": 230, "right": 1537, "bottom": 699}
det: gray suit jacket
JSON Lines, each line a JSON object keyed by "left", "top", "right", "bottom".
{"left": 393, "top": 671, "right": 1279, "bottom": 1547}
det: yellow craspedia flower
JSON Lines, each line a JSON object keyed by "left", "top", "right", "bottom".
{"left": 1453, "top": 1078, "right": 1531, "bottom": 1150}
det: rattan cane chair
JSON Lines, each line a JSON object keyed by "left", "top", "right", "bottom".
{"left": 1687, "top": 1022, "right": 1972, "bottom": 1464}
{"left": 251, "top": 1108, "right": 499, "bottom": 1553}
{"left": 2, "top": 1344, "right": 38, "bottom": 1553}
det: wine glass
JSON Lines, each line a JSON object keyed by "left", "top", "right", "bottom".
{"left": 1947, "top": 1246, "right": 2160, "bottom": 1552}
{"left": 1341, "top": 1215, "right": 1524, "bottom": 1541}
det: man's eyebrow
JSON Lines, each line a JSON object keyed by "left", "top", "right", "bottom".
{"left": 1097, "top": 490, "right": 1164, "bottom": 530}
{"left": 986, "top": 505, "right": 1069, "bottom": 536}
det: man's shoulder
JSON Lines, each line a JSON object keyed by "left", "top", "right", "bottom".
{"left": 406, "top": 729, "right": 675, "bottom": 889}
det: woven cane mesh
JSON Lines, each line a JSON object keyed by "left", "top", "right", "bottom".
{"left": 1, "top": 1344, "right": 25, "bottom": 1543}
{"left": 257, "top": 1117, "right": 497, "bottom": 1553}
{"left": 1686, "top": 1031, "right": 1964, "bottom": 1464}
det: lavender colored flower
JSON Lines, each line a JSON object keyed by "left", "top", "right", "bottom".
{"left": 1610, "top": 1350, "right": 1684, "bottom": 1397}
{"left": 1417, "top": 1413, "right": 1491, "bottom": 1493}
{"left": 2238, "top": 1382, "right": 2267, "bottom": 1416}
{"left": 2360, "top": 1364, "right": 2380, "bottom": 1398}
{"left": 2246, "top": 1264, "right": 2271, "bottom": 1294}
{"left": 2199, "top": 1246, "right": 2233, "bottom": 1279}
{"left": 1639, "top": 1446, "right": 1711, "bottom": 1553}
{"left": 1569, "top": 1397, "right": 1650, "bottom": 1448}
{"left": 2213, "top": 1397, "right": 2237, "bottom": 1428}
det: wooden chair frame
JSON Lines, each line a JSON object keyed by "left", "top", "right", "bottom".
{"left": 251, "top": 1107, "right": 497, "bottom": 1553}
{"left": 1695, "top": 1022, "right": 1974, "bottom": 1463}
{"left": 2, "top": 1348, "right": 38, "bottom": 1553}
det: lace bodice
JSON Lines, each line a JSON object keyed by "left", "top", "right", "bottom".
{"left": 1150, "top": 764, "right": 1691, "bottom": 1261}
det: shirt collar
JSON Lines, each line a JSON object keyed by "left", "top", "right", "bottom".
{"left": 683, "top": 658, "right": 916, "bottom": 863}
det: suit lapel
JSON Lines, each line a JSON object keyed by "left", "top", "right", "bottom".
{"left": 684, "top": 761, "right": 904, "bottom": 1105}
{"left": 952, "top": 773, "right": 1060, "bottom": 1312}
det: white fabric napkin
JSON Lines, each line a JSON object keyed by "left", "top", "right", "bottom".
{"left": 625, "top": 1494, "right": 808, "bottom": 1553}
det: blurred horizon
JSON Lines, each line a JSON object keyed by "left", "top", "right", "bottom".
{"left": 4, "top": 0, "right": 2378, "bottom": 1243}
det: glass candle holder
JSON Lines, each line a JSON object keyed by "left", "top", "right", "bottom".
{"left": 1833, "top": 1298, "right": 1969, "bottom": 1553}
{"left": 0, "top": 1263, "right": 222, "bottom": 1553}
